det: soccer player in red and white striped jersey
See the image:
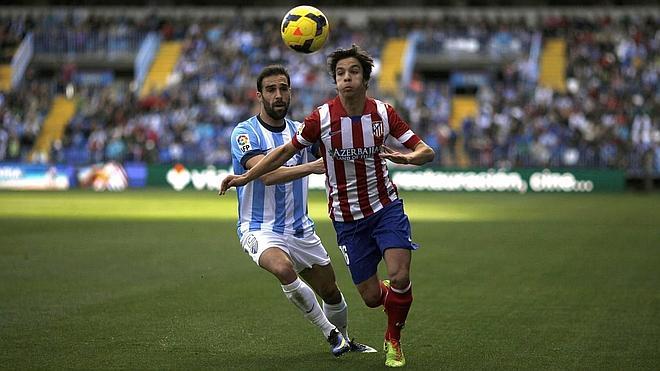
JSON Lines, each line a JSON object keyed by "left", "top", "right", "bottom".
{"left": 292, "top": 84, "right": 420, "bottom": 222}
{"left": 220, "top": 45, "right": 434, "bottom": 367}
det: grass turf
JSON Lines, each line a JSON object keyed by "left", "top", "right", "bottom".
{"left": 1, "top": 190, "right": 659, "bottom": 369}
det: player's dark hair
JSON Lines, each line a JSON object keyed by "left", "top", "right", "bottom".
{"left": 257, "top": 65, "right": 291, "bottom": 92}
{"left": 327, "top": 44, "right": 375, "bottom": 85}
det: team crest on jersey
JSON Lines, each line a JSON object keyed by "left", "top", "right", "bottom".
{"left": 296, "top": 122, "right": 305, "bottom": 135}
{"left": 372, "top": 121, "right": 384, "bottom": 138}
{"left": 236, "top": 134, "right": 252, "bottom": 153}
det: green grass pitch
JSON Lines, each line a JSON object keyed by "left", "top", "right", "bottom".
{"left": 1, "top": 189, "right": 659, "bottom": 370}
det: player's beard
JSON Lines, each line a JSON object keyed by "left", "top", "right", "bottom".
{"left": 264, "top": 100, "right": 289, "bottom": 121}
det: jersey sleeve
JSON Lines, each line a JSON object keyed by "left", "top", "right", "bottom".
{"left": 387, "top": 104, "right": 421, "bottom": 150}
{"left": 292, "top": 109, "right": 321, "bottom": 150}
{"left": 230, "top": 124, "right": 265, "bottom": 169}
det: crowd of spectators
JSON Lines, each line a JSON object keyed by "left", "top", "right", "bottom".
{"left": 0, "top": 79, "right": 52, "bottom": 162}
{"left": 453, "top": 15, "right": 658, "bottom": 171}
{"left": 54, "top": 14, "right": 385, "bottom": 166}
{"left": 0, "top": 15, "right": 31, "bottom": 64}
{"left": 0, "top": 10, "right": 658, "bottom": 174}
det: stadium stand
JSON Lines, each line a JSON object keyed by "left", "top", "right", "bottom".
{"left": 0, "top": 7, "right": 657, "bottom": 179}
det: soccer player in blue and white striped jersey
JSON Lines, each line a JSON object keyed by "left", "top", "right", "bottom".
{"left": 228, "top": 65, "right": 375, "bottom": 357}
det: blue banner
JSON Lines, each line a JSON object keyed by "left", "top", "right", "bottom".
{"left": 0, "top": 163, "right": 75, "bottom": 190}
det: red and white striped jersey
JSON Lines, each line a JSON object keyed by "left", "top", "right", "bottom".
{"left": 292, "top": 96, "right": 421, "bottom": 222}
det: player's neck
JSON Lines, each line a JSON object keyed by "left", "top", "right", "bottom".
{"left": 339, "top": 94, "right": 366, "bottom": 116}
{"left": 258, "top": 113, "right": 285, "bottom": 128}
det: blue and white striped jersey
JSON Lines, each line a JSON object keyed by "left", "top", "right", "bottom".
{"left": 230, "top": 115, "right": 317, "bottom": 239}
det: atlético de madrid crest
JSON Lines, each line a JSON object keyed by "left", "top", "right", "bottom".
{"left": 372, "top": 121, "right": 383, "bottom": 138}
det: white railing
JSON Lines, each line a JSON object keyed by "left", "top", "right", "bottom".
{"left": 32, "top": 29, "right": 148, "bottom": 58}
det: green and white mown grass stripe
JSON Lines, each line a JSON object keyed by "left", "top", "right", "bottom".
{"left": 2, "top": 190, "right": 658, "bottom": 223}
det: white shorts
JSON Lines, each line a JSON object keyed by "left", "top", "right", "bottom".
{"left": 240, "top": 230, "right": 331, "bottom": 273}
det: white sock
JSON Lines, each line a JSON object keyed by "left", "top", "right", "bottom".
{"left": 282, "top": 278, "right": 336, "bottom": 338}
{"left": 323, "top": 293, "right": 349, "bottom": 341}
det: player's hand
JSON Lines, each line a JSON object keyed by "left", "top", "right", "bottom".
{"left": 218, "top": 174, "right": 248, "bottom": 195}
{"left": 308, "top": 158, "right": 325, "bottom": 174}
{"left": 380, "top": 145, "right": 410, "bottom": 164}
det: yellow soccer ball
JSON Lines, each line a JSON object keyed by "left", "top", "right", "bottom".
{"left": 280, "top": 5, "right": 330, "bottom": 54}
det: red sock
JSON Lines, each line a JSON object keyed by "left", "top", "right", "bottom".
{"left": 383, "top": 283, "right": 413, "bottom": 341}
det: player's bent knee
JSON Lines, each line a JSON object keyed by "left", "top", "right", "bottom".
{"left": 264, "top": 263, "right": 298, "bottom": 284}
{"left": 389, "top": 274, "right": 410, "bottom": 290}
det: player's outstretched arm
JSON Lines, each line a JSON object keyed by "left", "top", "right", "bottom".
{"left": 381, "top": 141, "right": 435, "bottom": 166}
{"left": 219, "top": 141, "right": 299, "bottom": 195}
{"left": 259, "top": 158, "right": 325, "bottom": 186}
